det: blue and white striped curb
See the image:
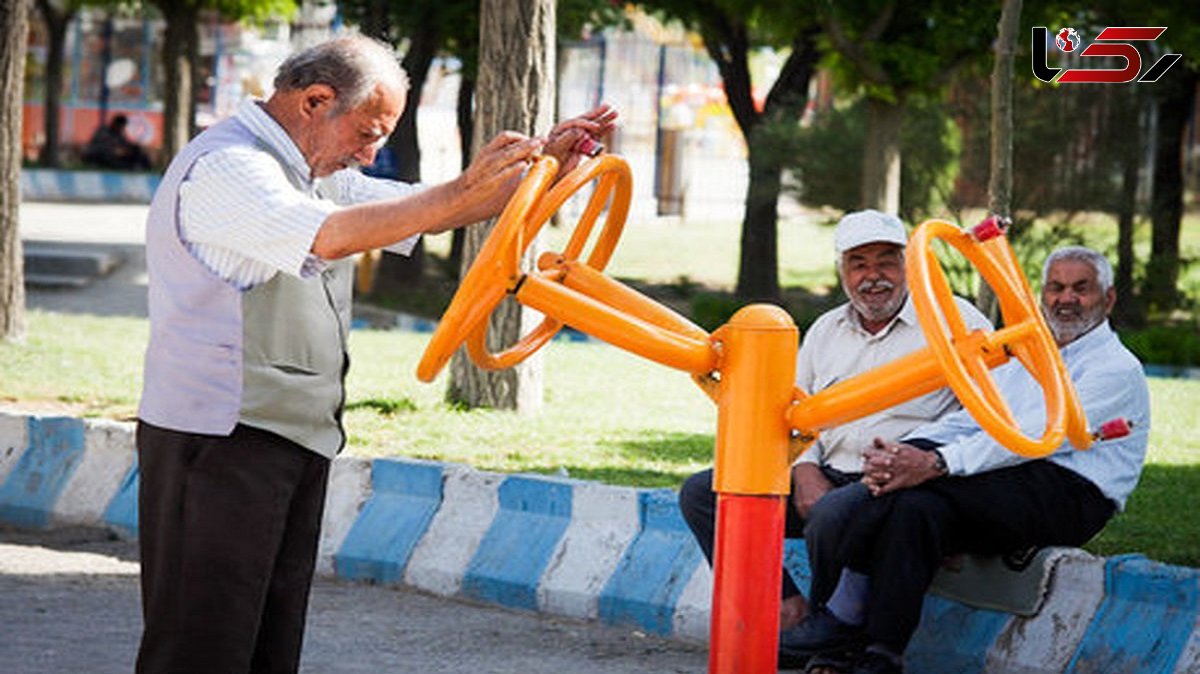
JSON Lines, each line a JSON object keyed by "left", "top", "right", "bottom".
{"left": 335, "top": 458, "right": 445, "bottom": 584}
{"left": 0, "top": 415, "right": 134, "bottom": 530}
{"left": 597, "top": 489, "right": 704, "bottom": 634}
{"left": 21, "top": 169, "right": 160, "bottom": 203}
{"left": 1, "top": 409, "right": 1198, "bottom": 672}
{"left": 463, "top": 475, "right": 575, "bottom": 610}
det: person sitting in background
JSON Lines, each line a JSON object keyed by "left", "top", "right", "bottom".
{"left": 678, "top": 210, "right": 991, "bottom": 636}
{"left": 788, "top": 246, "right": 1151, "bottom": 674}
{"left": 82, "top": 114, "right": 152, "bottom": 171}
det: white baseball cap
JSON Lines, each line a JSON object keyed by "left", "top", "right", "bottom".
{"left": 834, "top": 209, "right": 907, "bottom": 254}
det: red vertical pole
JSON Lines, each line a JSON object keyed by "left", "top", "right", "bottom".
{"left": 708, "top": 305, "right": 797, "bottom": 674}
{"left": 710, "top": 494, "right": 787, "bottom": 673}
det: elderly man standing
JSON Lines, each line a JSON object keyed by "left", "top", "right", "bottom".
{"left": 678, "top": 210, "right": 991, "bottom": 634}
{"left": 789, "top": 246, "right": 1151, "bottom": 674}
{"left": 135, "top": 34, "right": 615, "bottom": 674}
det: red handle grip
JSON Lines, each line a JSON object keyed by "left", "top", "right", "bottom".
{"left": 1094, "top": 417, "right": 1133, "bottom": 441}
{"left": 970, "top": 215, "right": 1011, "bottom": 242}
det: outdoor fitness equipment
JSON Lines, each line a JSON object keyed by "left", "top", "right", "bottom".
{"left": 416, "top": 155, "right": 1093, "bottom": 674}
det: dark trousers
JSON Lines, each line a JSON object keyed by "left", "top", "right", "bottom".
{"left": 679, "top": 466, "right": 865, "bottom": 601}
{"left": 136, "top": 421, "right": 330, "bottom": 674}
{"left": 834, "top": 460, "right": 1114, "bottom": 653}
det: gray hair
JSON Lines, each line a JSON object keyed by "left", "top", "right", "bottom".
{"left": 273, "top": 34, "right": 409, "bottom": 114}
{"left": 1042, "top": 246, "right": 1114, "bottom": 291}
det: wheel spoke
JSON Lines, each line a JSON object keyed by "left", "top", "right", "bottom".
{"left": 906, "top": 218, "right": 1078, "bottom": 459}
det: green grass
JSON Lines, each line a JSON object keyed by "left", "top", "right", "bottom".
{"left": 1085, "top": 378, "right": 1200, "bottom": 565}
{"left": 0, "top": 312, "right": 146, "bottom": 416}
{"left": 3, "top": 310, "right": 1199, "bottom": 565}
{"left": 4, "top": 204, "right": 1198, "bottom": 562}
{"left": 341, "top": 327, "right": 715, "bottom": 488}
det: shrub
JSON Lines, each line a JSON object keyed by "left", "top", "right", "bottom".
{"left": 690, "top": 292, "right": 746, "bottom": 332}
{"left": 1119, "top": 324, "right": 1200, "bottom": 367}
{"left": 785, "top": 95, "right": 959, "bottom": 221}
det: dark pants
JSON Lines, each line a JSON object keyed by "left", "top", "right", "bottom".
{"left": 679, "top": 465, "right": 866, "bottom": 602}
{"left": 833, "top": 460, "right": 1114, "bottom": 653}
{"left": 136, "top": 421, "right": 330, "bottom": 674}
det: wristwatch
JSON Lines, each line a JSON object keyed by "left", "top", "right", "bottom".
{"left": 931, "top": 449, "right": 949, "bottom": 476}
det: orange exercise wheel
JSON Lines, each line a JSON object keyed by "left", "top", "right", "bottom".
{"left": 416, "top": 154, "right": 632, "bottom": 381}
{"left": 907, "top": 219, "right": 1090, "bottom": 456}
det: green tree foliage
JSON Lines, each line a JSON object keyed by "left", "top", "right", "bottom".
{"left": 952, "top": 3, "right": 1199, "bottom": 323}
{"left": 786, "top": 95, "right": 959, "bottom": 223}
{"left": 816, "top": 0, "right": 1000, "bottom": 212}
{"left": 151, "top": 0, "right": 295, "bottom": 165}
{"left": 1086, "top": 0, "right": 1200, "bottom": 318}
{"left": 337, "top": 0, "right": 623, "bottom": 289}
{"left": 636, "top": 0, "right": 822, "bottom": 301}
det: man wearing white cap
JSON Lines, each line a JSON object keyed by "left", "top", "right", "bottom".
{"left": 679, "top": 209, "right": 991, "bottom": 639}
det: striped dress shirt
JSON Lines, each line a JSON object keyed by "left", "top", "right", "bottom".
{"left": 178, "top": 98, "right": 421, "bottom": 290}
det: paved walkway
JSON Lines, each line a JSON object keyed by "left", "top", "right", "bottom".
{"left": 0, "top": 526, "right": 708, "bottom": 673}
{"left": 20, "top": 202, "right": 150, "bottom": 319}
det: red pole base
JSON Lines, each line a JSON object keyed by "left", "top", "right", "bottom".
{"left": 709, "top": 493, "right": 787, "bottom": 674}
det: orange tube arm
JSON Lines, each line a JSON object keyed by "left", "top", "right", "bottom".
{"left": 515, "top": 273, "right": 718, "bottom": 374}
{"left": 789, "top": 338, "right": 1009, "bottom": 437}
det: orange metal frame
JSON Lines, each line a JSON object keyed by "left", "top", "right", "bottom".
{"left": 416, "top": 155, "right": 1091, "bottom": 673}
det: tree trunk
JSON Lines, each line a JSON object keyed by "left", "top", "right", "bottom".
{"left": 735, "top": 139, "right": 781, "bottom": 301}
{"left": 860, "top": 97, "right": 902, "bottom": 213}
{"left": 186, "top": 15, "right": 201, "bottom": 140}
{"left": 34, "top": 0, "right": 72, "bottom": 168}
{"left": 155, "top": 1, "right": 197, "bottom": 166}
{"left": 370, "top": 20, "right": 441, "bottom": 292}
{"left": 446, "top": 0, "right": 553, "bottom": 412}
{"left": 1144, "top": 63, "right": 1197, "bottom": 314}
{"left": 448, "top": 71, "right": 476, "bottom": 278}
{"left": 977, "top": 0, "right": 1021, "bottom": 320}
{"left": 728, "top": 29, "right": 818, "bottom": 301}
{"left": 357, "top": 0, "right": 392, "bottom": 41}
{"left": 1, "top": 0, "right": 29, "bottom": 341}
{"left": 394, "top": 26, "right": 438, "bottom": 183}
{"left": 1112, "top": 85, "right": 1143, "bottom": 327}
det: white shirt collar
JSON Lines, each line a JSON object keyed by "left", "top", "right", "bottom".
{"left": 235, "top": 98, "right": 314, "bottom": 184}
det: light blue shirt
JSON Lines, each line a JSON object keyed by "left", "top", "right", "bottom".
{"left": 905, "top": 321, "right": 1150, "bottom": 509}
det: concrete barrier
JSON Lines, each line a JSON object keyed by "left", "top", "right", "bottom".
{"left": 21, "top": 169, "right": 159, "bottom": 203}
{"left": 334, "top": 458, "right": 445, "bottom": 584}
{"left": 597, "top": 489, "right": 704, "bottom": 635}
{"left": 462, "top": 475, "right": 575, "bottom": 610}
{"left": 0, "top": 416, "right": 88, "bottom": 528}
{"left": 2, "top": 409, "right": 1198, "bottom": 672}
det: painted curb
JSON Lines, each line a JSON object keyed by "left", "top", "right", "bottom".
{"left": 21, "top": 169, "right": 160, "bottom": 203}
{"left": 334, "top": 458, "right": 445, "bottom": 584}
{"left": 403, "top": 462, "right": 502, "bottom": 597}
{"left": 2, "top": 409, "right": 1199, "bottom": 672}
{"left": 0, "top": 416, "right": 88, "bottom": 528}
{"left": 538, "top": 480, "right": 640, "bottom": 621}
{"left": 462, "top": 475, "right": 574, "bottom": 611}
{"left": 597, "top": 489, "right": 704, "bottom": 635}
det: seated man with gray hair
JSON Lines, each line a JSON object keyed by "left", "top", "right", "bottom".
{"left": 786, "top": 246, "right": 1151, "bottom": 674}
